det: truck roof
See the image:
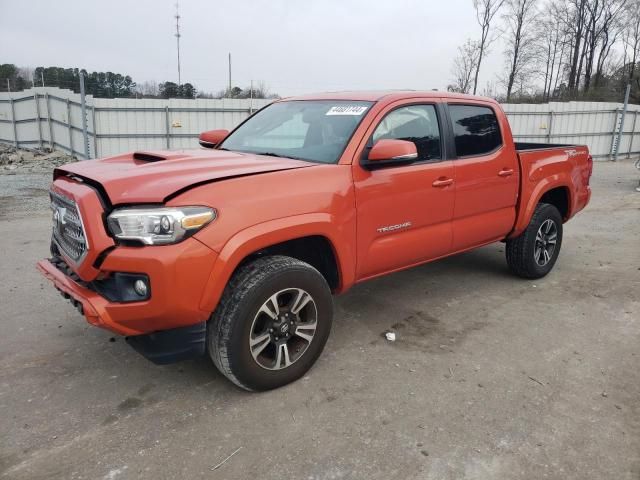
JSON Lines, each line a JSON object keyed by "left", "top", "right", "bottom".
{"left": 283, "top": 90, "right": 499, "bottom": 104}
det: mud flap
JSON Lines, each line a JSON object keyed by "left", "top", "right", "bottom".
{"left": 126, "top": 322, "right": 207, "bottom": 365}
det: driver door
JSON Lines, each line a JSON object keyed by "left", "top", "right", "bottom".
{"left": 352, "top": 100, "right": 455, "bottom": 280}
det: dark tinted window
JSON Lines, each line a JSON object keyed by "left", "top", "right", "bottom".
{"left": 449, "top": 105, "right": 502, "bottom": 157}
{"left": 372, "top": 105, "right": 441, "bottom": 161}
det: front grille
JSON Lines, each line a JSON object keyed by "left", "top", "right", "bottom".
{"left": 50, "top": 190, "right": 88, "bottom": 263}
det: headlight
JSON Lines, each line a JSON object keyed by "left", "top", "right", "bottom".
{"left": 107, "top": 206, "right": 216, "bottom": 245}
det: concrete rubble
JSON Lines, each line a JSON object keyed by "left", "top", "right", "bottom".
{"left": 0, "top": 143, "right": 75, "bottom": 173}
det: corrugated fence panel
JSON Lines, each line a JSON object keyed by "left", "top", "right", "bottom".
{"left": 1, "top": 88, "right": 638, "bottom": 160}
{"left": 0, "top": 88, "right": 94, "bottom": 157}
{"left": 90, "top": 95, "right": 271, "bottom": 156}
{"left": 503, "top": 101, "right": 640, "bottom": 159}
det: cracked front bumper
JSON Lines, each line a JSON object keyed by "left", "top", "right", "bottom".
{"left": 37, "top": 238, "right": 218, "bottom": 337}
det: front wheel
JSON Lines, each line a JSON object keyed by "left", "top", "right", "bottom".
{"left": 207, "top": 255, "right": 333, "bottom": 391}
{"left": 506, "top": 203, "right": 563, "bottom": 279}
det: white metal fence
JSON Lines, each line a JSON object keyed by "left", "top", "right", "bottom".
{"left": 0, "top": 87, "right": 271, "bottom": 158}
{"left": 1, "top": 87, "right": 638, "bottom": 160}
{"left": 502, "top": 101, "right": 640, "bottom": 159}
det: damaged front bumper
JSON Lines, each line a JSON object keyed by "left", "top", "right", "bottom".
{"left": 37, "top": 237, "right": 218, "bottom": 364}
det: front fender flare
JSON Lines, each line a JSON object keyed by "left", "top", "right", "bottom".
{"left": 198, "top": 213, "right": 356, "bottom": 314}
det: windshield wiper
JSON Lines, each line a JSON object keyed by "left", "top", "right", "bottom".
{"left": 255, "top": 152, "right": 304, "bottom": 161}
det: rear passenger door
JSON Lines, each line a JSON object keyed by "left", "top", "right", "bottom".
{"left": 446, "top": 103, "right": 519, "bottom": 251}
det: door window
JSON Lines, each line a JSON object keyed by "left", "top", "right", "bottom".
{"left": 449, "top": 105, "right": 502, "bottom": 157}
{"left": 372, "top": 105, "right": 441, "bottom": 161}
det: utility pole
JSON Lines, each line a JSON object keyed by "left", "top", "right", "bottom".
{"left": 174, "top": 1, "right": 182, "bottom": 86}
{"left": 6, "top": 79, "right": 10, "bottom": 92}
{"left": 41, "top": 71, "right": 45, "bottom": 87}
{"left": 228, "top": 53, "right": 232, "bottom": 96}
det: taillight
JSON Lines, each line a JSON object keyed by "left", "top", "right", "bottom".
{"left": 587, "top": 155, "right": 593, "bottom": 183}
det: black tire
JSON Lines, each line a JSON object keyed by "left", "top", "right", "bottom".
{"left": 207, "top": 255, "right": 333, "bottom": 391}
{"left": 506, "top": 203, "right": 563, "bottom": 279}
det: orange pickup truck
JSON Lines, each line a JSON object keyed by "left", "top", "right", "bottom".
{"left": 38, "top": 91, "right": 592, "bottom": 390}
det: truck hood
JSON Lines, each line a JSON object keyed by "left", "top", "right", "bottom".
{"left": 55, "top": 149, "right": 314, "bottom": 204}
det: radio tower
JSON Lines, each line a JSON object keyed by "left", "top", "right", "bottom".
{"left": 174, "top": 1, "right": 182, "bottom": 86}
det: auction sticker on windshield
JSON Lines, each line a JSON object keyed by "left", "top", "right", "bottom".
{"left": 326, "top": 105, "right": 369, "bottom": 116}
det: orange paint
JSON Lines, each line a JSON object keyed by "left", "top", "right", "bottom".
{"left": 38, "top": 91, "right": 591, "bottom": 338}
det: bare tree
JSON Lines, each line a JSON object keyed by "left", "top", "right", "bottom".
{"left": 18, "top": 67, "right": 35, "bottom": 87}
{"left": 623, "top": 0, "right": 640, "bottom": 82}
{"left": 593, "top": 1, "right": 626, "bottom": 87}
{"left": 472, "top": 0, "right": 506, "bottom": 94}
{"left": 137, "top": 80, "right": 159, "bottom": 97}
{"left": 566, "top": 0, "right": 589, "bottom": 91}
{"left": 583, "top": 0, "right": 626, "bottom": 91}
{"left": 502, "top": 0, "right": 539, "bottom": 101}
{"left": 449, "top": 39, "right": 481, "bottom": 93}
{"left": 551, "top": 2, "right": 576, "bottom": 97}
{"left": 582, "top": 0, "right": 605, "bottom": 91}
{"left": 481, "top": 79, "right": 500, "bottom": 98}
{"left": 539, "top": 1, "right": 567, "bottom": 99}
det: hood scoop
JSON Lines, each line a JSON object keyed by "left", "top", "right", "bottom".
{"left": 133, "top": 151, "right": 188, "bottom": 162}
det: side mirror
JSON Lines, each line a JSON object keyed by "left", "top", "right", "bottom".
{"left": 199, "top": 129, "right": 229, "bottom": 148}
{"left": 364, "top": 139, "right": 418, "bottom": 169}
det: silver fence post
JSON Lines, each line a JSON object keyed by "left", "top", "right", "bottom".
{"left": 79, "top": 72, "right": 90, "bottom": 159}
{"left": 250, "top": 79, "right": 254, "bottom": 115}
{"left": 165, "top": 106, "right": 170, "bottom": 149}
{"left": 34, "top": 91, "right": 43, "bottom": 148}
{"left": 610, "top": 108, "right": 620, "bottom": 160}
{"left": 628, "top": 110, "right": 638, "bottom": 159}
{"left": 9, "top": 97, "right": 18, "bottom": 147}
{"left": 547, "top": 111, "right": 554, "bottom": 144}
{"left": 91, "top": 106, "right": 98, "bottom": 158}
{"left": 614, "top": 84, "right": 631, "bottom": 162}
{"left": 66, "top": 98, "right": 74, "bottom": 156}
{"left": 45, "top": 92, "right": 54, "bottom": 150}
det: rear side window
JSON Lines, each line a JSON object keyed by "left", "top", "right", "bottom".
{"left": 449, "top": 105, "right": 502, "bottom": 157}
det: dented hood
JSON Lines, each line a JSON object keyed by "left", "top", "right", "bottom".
{"left": 56, "top": 149, "right": 314, "bottom": 204}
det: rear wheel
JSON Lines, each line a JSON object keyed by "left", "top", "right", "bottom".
{"left": 506, "top": 203, "right": 563, "bottom": 279}
{"left": 207, "top": 255, "right": 333, "bottom": 391}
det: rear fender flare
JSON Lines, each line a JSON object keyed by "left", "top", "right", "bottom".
{"left": 198, "top": 213, "right": 355, "bottom": 314}
{"left": 510, "top": 176, "right": 572, "bottom": 238}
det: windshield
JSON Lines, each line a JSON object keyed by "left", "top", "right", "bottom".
{"left": 219, "top": 100, "right": 373, "bottom": 164}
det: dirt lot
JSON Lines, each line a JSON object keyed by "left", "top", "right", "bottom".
{"left": 0, "top": 161, "right": 638, "bottom": 480}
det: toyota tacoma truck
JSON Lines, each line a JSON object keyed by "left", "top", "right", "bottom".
{"left": 37, "top": 91, "right": 592, "bottom": 391}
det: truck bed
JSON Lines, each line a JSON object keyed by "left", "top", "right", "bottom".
{"left": 515, "top": 142, "right": 578, "bottom": 151}
{"left": 510, "top": 143, "right": 592, "bottom": 238}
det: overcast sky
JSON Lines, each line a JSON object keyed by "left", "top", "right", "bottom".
{"left": 0, "top": 0, "right": 506, "bottom": 96}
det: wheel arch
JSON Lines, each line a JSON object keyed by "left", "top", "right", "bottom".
{"left": 539, "top": 186, "right": 571, "bottom": 219}
{"left": 510, "top": 179, "right": 573, "bottom": 239}
{"left": 198, "top": 213, "right": 355, "bottom": 314}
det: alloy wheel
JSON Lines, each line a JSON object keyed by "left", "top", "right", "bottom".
{"left": 249, "top": 288, "right": 318, "bottom": 370}
{"left": 534, "top": 219, "right": 558, "bottom": 266}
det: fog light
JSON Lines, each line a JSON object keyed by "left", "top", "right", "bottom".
{"left": 133, "top": 279, "right": 148, "bottom": 297}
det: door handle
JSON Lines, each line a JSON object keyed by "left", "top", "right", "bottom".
{"left": 432, "top": 177, "right": 454, "bottom": 188}
{"left": 498, "top": 168, "right": 514, "bottom": 177}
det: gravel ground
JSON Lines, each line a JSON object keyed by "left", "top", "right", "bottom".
{"left": 0, "top": 173, "right": 52, "bottom": 219}
{"left": 0, "top": 160, "right": 638, "bottom": 480}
